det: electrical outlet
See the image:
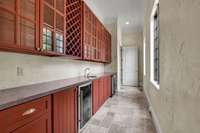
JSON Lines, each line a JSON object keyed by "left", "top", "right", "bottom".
{"left": 20, "top": 67, "right": 24, "bottom": 76}
{"left": 17, "top": 67, "right": 24, "bottom": 76}
{"left": 17, "top": 67, "right": 20, "bottom": 76}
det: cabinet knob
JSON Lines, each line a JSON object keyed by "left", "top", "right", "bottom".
{"left": 37, "top": 48, "right": 41, "bottom": 51}
{"left": 22, "top": 108, "right": 36, "bottom": 116}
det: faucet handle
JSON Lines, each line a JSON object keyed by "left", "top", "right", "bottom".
{"left": 84, "top": 68, "right": 90, "bottom": 77}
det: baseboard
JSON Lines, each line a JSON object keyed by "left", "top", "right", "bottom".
{"left": 149, "top": 106, "right": 163, "bottom": 133}
{"left": 139, "top": 81, "right": 143, "bottom": 87}
{"left": 143, "top": 89, "right": 163, "bottom": 133}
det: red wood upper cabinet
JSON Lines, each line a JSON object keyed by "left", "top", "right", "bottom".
{"left": 20, "top": 0, "right": 40, "bottom": 52}
{"left": 40, "top": 0, "right": 66, "bottom": 55}
{"left": 53, "top": 88, "right": 77, "bottom": 133}
{"left": 96, "top": 19, "right": 102, "bottom": 61}
{"left": 66, "top": 1, "right": 112, "bottom": 62}
{"left": 91, "top": 14, "right": 97, "bottom": 61}
{"left": 0, "top": 0, "right": 40, "bottom": 53}
{"left": 0, "top": 0, "right": 18, "bottom": 49}
{"left": 82, "top": 2, "right": 92, "bottom": 60}
{"left": 82, "top": 2, "right": 112, "bottom": 63}
{"left": 0, "top": 0, "right": 67, "bottom": 56}
{"left": 108, "top": 33, "right": 112, "bottom": 63}
{"left": 0, "top": 96, "right": 52, "bottom": 133}
{"left": 92, "top": 79, "right": 99, "bottom": 114}
{"left": 104, "top": 30, "right": 112, "bottom": 63}
{"left": 65, "top": 0, "right": 82, "bottom": 58}
{"left": 0, "top": 0, "right": 112, "bottom": 61}
{"left": 103, "top": 28, "right": 107, "bottom": 62}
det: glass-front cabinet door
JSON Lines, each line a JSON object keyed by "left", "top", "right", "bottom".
{"left": 40, "top": 0, "right": 65, "bottom": 55}
{"left": 0, "top": 0, "right": 18, "bottom": 49}
{"left": 20, "top": 0, "right": 39, "bottom": 51}
{"left": 0, "top": 0, "right": 39, "bottom": 51}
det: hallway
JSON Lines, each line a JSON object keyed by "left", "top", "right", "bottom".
{"left": 81, "top": 87, "right": 156, "bottom": 133}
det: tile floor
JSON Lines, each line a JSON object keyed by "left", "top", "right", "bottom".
{"left": 81, "top": 86, "right": 156, "bottom": 133}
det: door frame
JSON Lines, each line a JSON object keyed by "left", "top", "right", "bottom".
{"left": 121, "top": 46, "right": 139, "bottom": 87}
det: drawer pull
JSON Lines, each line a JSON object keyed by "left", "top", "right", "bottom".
{"left": 22, "top": 108, "right": 36, "bottom": 116}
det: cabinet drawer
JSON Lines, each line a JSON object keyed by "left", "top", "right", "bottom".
{"left": 0, "top": 96, "right": 51, "bottom": 131}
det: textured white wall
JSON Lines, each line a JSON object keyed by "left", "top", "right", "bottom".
{"left": 143, "top": 0, "right": 200, "bottom": 132}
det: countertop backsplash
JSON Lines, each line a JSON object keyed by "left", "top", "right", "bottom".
{"left": 0, "top": 52, "right": 105, "bottom": 90}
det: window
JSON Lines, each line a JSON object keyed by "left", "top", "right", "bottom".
{"left": 153, "top": 9, "right": 159, "bottom": 83}
{"left": 150, "top": 0, "right": 160, "bottom": 89}
{"left": 143, "top": 37, "right": 146, "bottom": 76}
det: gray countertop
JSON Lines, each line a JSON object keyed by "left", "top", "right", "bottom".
{"left": 0, "top": 72, "right": 116, "bottom": 111}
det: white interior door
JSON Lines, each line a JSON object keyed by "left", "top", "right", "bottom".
{"left": 122, "top": 47, "right": 138, "bottom": 86}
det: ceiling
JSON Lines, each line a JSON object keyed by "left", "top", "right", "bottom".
{"left": 85, "top": 0, "right": 145, "bottom": 33}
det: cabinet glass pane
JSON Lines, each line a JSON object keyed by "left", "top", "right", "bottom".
{"left": 0, "top": 10, "right": 15, "bottom": 44}
{"left": 56, "top": 0, "right": 64, "bottom": 13}
{"left": 20, "top": 0, "right": 35, "bottom": 20}
{"left": 44, "top": 0, "right": 53, "bottom": 6}
{"left": 56, "top": 13, "right": 64, "bottom": 31}
{"left": 0, "top": 0, "right": 15, "bottom": 11}
{"left": 44, "top": 5, "right": 54, "bottom": 27}
{"left": 20, "top": 19, "right": 35, "bottom": 48}
{"left": 55, "top": 32, "right": 64, "bottom": 53}
{"left": 43, "top": 27, "right": 53, "bottom": 51}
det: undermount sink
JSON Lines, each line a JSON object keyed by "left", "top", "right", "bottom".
{"left": 87, "top": 75, "right": 97, "bottom": 79}
{"left": 84, "top": 67, "right": 97, "bottom": 79}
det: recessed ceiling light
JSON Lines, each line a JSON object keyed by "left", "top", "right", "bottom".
{"left": 126, "top": 21, "right": 130, "bottom": 25}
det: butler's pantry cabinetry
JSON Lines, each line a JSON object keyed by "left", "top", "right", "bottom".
{"left": 0, "top": 74, "right": 113, "bottom": 133}
{"left": 0, "top": 0, "right": 66, "bottom": 55}
{"left": 0, "top": 0, "right": 111, "bottom": 63}
{"left": 0, "top": 0, "right": 40, "bottom": 53}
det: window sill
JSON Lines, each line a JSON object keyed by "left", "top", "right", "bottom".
{"left": 151, "top": 80, "right": 160, "bottom": 90}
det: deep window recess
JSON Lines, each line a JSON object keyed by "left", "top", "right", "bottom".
{"left": 153, "top": 7, "right": 159, "bottom": 84}
{"left": 150, "top": 0, "right": 160, "bottom": 89}
{"left": 143, "top": 37, "right": 146, "bottom": 76}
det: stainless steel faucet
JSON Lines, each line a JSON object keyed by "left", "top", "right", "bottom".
{"left": 84, "top": 67, "right": 90, "bottom": 78}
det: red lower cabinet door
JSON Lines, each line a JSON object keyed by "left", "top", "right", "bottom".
{"left": 53, "top": 88, "right": 77, "bottom": 133}
{"left": 99, "top": 78, "right": 104, "bottom": 106}
{"left": 108, "top": 76, "right": 112, "bottom": 97}
{"left": 103, "top": 77, "right": 109, "bottom": 101}
{"left": 92, "top": 79, "right": 99, "bottom": 114}
{"left": 11, "top": 115, "right": 50, "bottom": 133}
{"left": 0, "top": 96, "right": 52, "bottom": 133}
